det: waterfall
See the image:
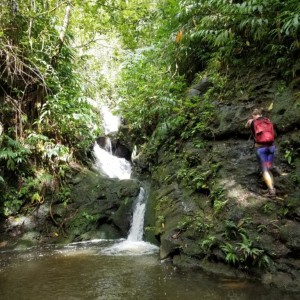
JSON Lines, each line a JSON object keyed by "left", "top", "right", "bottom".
{"left": 103, "top": 137, "right": 112, "bottom": 154}
{"left": 93, "top": 143, "right": 131, "bottom": 180}
{"left": 93, "top": 105, "right": 131, "bottom": 180}
{"left": 93, "top": 105, "right": 158, "bottom": 255}
{"left": 100, "top": 104, "right": 121, "bottom": 135}
{"left": 101, "top": 186, "right": 158, "bottom": 256}
{"left": 127, "top": 187, "right": 146, "bottom": 241}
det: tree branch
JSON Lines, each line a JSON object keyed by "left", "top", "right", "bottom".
{"left": 51, "top": 2, "right": 72, "bottom": 67}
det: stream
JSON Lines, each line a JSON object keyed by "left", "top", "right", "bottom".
{"left": 0, "top": 240, "right": 297, "bottom": 300}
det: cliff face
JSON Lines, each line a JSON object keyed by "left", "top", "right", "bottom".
{"left": 142, "top": 72, "right": 300, "bottom": 291}
{"left": 0, "top": 167, "right": 141, "bottom": 248}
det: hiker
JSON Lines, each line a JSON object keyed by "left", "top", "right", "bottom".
{"left": 245, "top": 108, "right": 276, "bottom": 197}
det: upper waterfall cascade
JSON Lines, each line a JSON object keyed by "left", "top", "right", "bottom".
{"left": 93, "top": 105, "right": 132, "bottom": 180}
{"left": 100, "top": 104, "right": 121, "bottom": 135}
{"left": 93, "top": 143, "right": 131, "bottom": 179}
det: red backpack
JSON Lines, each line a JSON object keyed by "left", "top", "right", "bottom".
{"left": 253, "top": 118, "right": 275, "bottom": 143}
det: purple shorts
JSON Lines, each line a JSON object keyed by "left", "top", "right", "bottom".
{"left": 256, "top": 145, "right": 276, "bottom": 171}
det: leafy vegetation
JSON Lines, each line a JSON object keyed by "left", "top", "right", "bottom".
{"left": 117, "top": 0, "right": 300, "bottom": 149}
{"left": 177, "top": 211, "right": 211, "bottom": 234}
{"left": 220, "top": 232, "right": 270, "bottom": 270}
{"left": 0, "top": 1, "right": 151, "bottom": 215}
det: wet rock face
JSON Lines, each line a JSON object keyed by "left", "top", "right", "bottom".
{"left": 113, "top": 141, "right": 132, "bottom": 161}
{"left": 279, "top": 221, "right": 300, "bottom": 252}
{"left": 67, "top": 169, "right": 140, "bottom": 240}
{"left": 187, "top": 77, "right": 213, "bottom": 99}
{"left": 95, "top": 135, "right": 132, "bottom": 161}
{"left": 0, "top": 168, "right": 141, "bottom": 247}
{"left": 142, "top": 77, "right": 300, "bottom": 291}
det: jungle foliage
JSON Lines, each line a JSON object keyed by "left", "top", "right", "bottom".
{"left": 0, "top": 0, "right": 156, "bottom": 215}
{"left": 0, "top": 1, "right": 299, "bottom": 218}
{"left": 118, "top": 0, "right": 300, "bottom": 146}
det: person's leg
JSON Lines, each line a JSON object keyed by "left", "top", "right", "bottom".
{"left": 262, "top": 170, "right": 274, "bottom": 190}
{"left": 265, "top": 145, "right": 276, "bottom": 196}
{"left": 264, "top": 145, "right": 275, "bottom": 186}
{"left": 256, "top": 147, "right": 275, "bottom": 196}
{"left": 264, "top": 145, "right": 275, "bottom": 170}
{"left": 267, "top": 145, "right": 276, "bottom": 169}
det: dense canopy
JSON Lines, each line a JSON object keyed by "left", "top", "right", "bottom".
{"left": 0, "top": 0, "right": 299, "bottom": 225}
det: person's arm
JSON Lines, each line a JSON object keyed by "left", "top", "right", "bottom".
{"left": 245, "top": 118, "right": 253, "bottom": 128}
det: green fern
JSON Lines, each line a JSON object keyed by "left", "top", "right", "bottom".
{"left": 0, "top": 135, "right": 31, "bottom": 171}
{"left": 220, "top": 242, "right": 238, "bottom": 265}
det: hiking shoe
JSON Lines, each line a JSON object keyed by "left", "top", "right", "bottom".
{"left": 262, "top": 188, "right": 276, "bottom": 198}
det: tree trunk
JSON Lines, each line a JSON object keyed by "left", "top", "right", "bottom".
{"left": 51, "top": 2, "right": 72, "bottom": 67}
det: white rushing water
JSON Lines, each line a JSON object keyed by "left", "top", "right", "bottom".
{"left": 100, "top": 104, "right": 121, "bottom": 135}
{"left": 93, "top": 143, "right": 132, "bottom": 180}
{"left": 93, "top": 105, "right": 132, "bottom": 179}
{"left": 102, "top": 188, "right": 158, "bottom": 256}
{"left": 127, "top": 187, "right": 146, "bottom": 241}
